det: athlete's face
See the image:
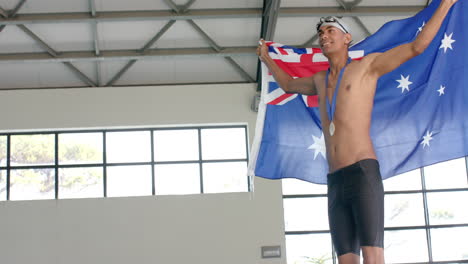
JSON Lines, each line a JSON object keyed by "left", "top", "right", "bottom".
{"left": 318, "top": 25, "right": 351, "bottom": 55}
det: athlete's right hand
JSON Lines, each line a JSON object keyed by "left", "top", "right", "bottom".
{"left": 257, "top": 39, "right": 269, "bottom": 62}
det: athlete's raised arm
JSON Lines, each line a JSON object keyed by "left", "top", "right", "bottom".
{"left": 257, "top": 39, "right": 318, "bottom": 96}
{"left": 369, "top": 0, "right": 459, "bottom": 77}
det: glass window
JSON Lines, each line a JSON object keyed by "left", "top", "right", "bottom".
{"left": 106, "top": 165, "right": 152, "bottom": 197}
{"left": 282, "top": 178, "right": 327, "bottom": 195}
{"left": 384, "top": 193, "right": 425, "bottom": 227}
{"left": 10, "top": 134, "right": 55, "bottom": 166}
{"left": 59, "top": 167, "right": 103, "bottom": 199}
{"left": 0, "top": 170, "right": 6, "bottom": 201}
{"left": 202, "top": 162, "right": 248, "bottom": 194}
{"left": 384, "top": 229, "right": 429, "bottom": 263}
{"left": 383, "top": 169, "right": 422, "bottom": 191}
{"left": 424, "top": 158, "right": 468, "bottom": 189}
{"left": 106, "top": 131, "right": 151, "bottom": 163}
{"left": 285, "top": 155, "right": 468, "bottom": 263}
{"left": 153, "top": 129, "right": 199, "bottom": 162}
{"left": 154, "top": 163, "right": 200, "bottom": 195}
{"left": 283, "top": 197, "right": 329, "bottom": 231}
{"left": 9, "top": 169, "right": 55, "bottom": 201}
{"left": 427, "top": 191, "right": 468, "bottom": 225}
{"left": 201, "top": 128, "right": 247, "bottom": 160}
{"left": 285, "top": 234, "right": 333, "bottom": 264}
{"left": 431, "top": 227, "right": 468, "bottom": 261}
{"left": 59, "top": 133, "right": 103, "bottom": 165}
{"left": 0, "top": 135, "right": 6, "bottom": 166}
{"left": 1, "top": 125, "right": 250, "bottom": 200}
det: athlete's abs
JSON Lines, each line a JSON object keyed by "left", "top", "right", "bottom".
{"left": 325, "top": 118, "right": 377, "bottom": 172}
{"left": 316, "top": 59, "right": 379, "bottom": 173}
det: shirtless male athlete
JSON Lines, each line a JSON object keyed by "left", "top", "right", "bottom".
{"left": 257, "top": 0, "right": 459, "bottom": 263}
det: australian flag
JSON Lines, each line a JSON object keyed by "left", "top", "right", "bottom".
{"left": 248, "top": 0, "right": 468, "bottom": 184}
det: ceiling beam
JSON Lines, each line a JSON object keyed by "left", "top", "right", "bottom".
{"left": 225, "top": 56, "right": 255, "bottom": 83}
{"left": 10, "top": 0, "right": 27, "bottom": 17}
{"left": 0, "top": 80, "right": 254, "bottom": 91}
{"left": 0, "top": 1, "right": 96, "bottom": 86}
{"left": 104, "top": 0, "right": 198, "bottom": 86}
{"left": 261, "top": 0, "right": 280, "bottom": 41}
{"left": 104, "top": 20, "right": 176, "bottom": 86}
{"left": 185, "top": 19, "right": 254, "bottom": 82}
{"left": 0, "top": 0, "right": 27, "bottom": 32}
{"left": 0, "top": 7, "right": 8, "bottom": 18}
{"left": 0, "top": 46, "right": 257, "bottom": 63}
{"left": 17, "top": 24, "right": 97, "bottom": 86}
{"left": 256, "top": 0, "right": 281, "bottom": 90}
{"left": 89, "top": 0, "right": 99, "bottom": 55}
{"left": 180, "top": 0, "right": 196, "bottom": 13}
{"left": 187, "top": 20, "right": 221, "bottom": 52}
{"left": 352, "top": 16, "right": 371, "bottom": 36}
{"left": 335, "top": 0, "right": 372, "bottom": 37}
{"left": 0, "top": 6, "right": 426, "bottom": 25}
{"left": 279, "top": 6, "right": 422, "bottom": 17}
{"left": 158, "top": 0, "right": 255, "bottom": 83}
{"left": 89, "top": 0, "right": 101, "bottom": 86}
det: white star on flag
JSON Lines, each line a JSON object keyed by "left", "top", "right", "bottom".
{"left": 308, "top": 133, "right": 326, "bottom": 160}
{"left": 437, "top": 85, "right": 445, "bottom": 96}
{"left": 421, "top": 131, "right": 434, "bottom": 148}
{"left": 416, "top": 21, "right": 426, "bottom": 36}
{"left": 440, "top": 32, "right": 456, "bottom": 53}
{"left": 396, "top": 74, "right": 413, "bottom": 93}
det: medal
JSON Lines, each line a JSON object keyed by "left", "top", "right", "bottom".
{"left": 325, "top": 57, "right": 352, "bottom": 136}
{"left": 329, "top": 122, "right": 335, "bottom": 136}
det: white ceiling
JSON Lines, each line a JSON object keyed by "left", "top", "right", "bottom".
{"left": 0, "top": 0, "right": 429, "bottom": 90}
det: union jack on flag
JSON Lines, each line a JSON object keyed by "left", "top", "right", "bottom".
{"left": 264, "top": 43, "right": 364, "bottom": 108}
{"left": 248, "top": 0, "right": 468, "bottom": 184}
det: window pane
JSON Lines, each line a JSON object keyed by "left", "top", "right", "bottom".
{"left": 155, "top": 163, "right": 200, "bottom": 195}
{"left": 153, "top": 129, "right": 199, "bottom": 162}
{"left": 0, "top": 135, "right": 6, "bottom": 166}
{"left": 10, "top": 169, "right": 55, "bottom": 200}
{"left": 283, "top": 197, "right": 329, "bottom": 231}
{"left": 59, "top": 167, "right": 103, "bottom": 199}
{"left": 59, "top": 133, "right": 103, "bottom": 165}
{"left": 385, "top": 230, "right": 429, "bottom": 263}
{"left": 424, "top": 158, "right": 468, "bottom": 189}
{"left": 384, "top": 193, "right": 425, "bottom": 227}
{"left": 11, "top": 134, "right": 55, "bottom": 166}
{"left": 106, "top": 165, "right": 152, "bottom": 197}
{"left": 201, "top": 128, "right": 247, "bottom": 160}
{"left": 431, "top": 227, "right": 468, "bottom": 261}
{"left": 285, "top": 234, "right": 333, "bottom": 264}
{"left": 0, "top": 170, "right": 5, "bottom": 201}
{"left": 106, "top": 131, "right": 151, "bottom": 163}
{"left": 383, "top": 169, "right": 422, "bottom": 191}
{"left": 203, "top": 162, "right": 248, "bottom": 193}
{"left": 427, "top": 191, "right": 468, "bottom": 225}
{"left": 282, "top": 178, "right": 327, "bottom": 195}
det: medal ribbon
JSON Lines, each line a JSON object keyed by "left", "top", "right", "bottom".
{"left": 325, "top": 57, "right": 352, "bottom": 123}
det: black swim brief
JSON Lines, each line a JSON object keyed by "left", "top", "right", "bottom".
{"left": 327, "top": 159, "right": 384, "bottom": 256}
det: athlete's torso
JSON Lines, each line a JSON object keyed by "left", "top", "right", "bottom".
{"left": 314, "top": 55, "right": 380, "bottom": 172}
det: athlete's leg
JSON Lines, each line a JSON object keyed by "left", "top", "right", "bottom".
{"left": 352, "top": 160, "right": 385, "bottom": 264}
{"left": 362, "top": 246, "right": 384, "bottom": 264}
{"left": 328, "top": 167, "right": 361, "bottom": 259}
{"left": 337, "top": 252, "right": 360, "bottom": 264}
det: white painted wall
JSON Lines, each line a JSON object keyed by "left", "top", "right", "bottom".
{"left": 0, "top": 83, "right": 286, "bottom": 264}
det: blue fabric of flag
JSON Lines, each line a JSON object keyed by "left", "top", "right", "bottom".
{"left": 248, "top": 0, "right": 468, "bottom": 184}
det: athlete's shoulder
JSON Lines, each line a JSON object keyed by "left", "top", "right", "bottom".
{"left": 315, "top": 70, "right": 327, "bottom": 77}
{"left": 352, "top": 52, "right": 383, "bottom": 72}
{"left": 361, "top": 52, "right": 383, "bottom": 63}
{"left": 312, "top": 70, "right": 327, "bottom": 83}
{"left": 308, "top": 70, "right": 326, "bottom": 95}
